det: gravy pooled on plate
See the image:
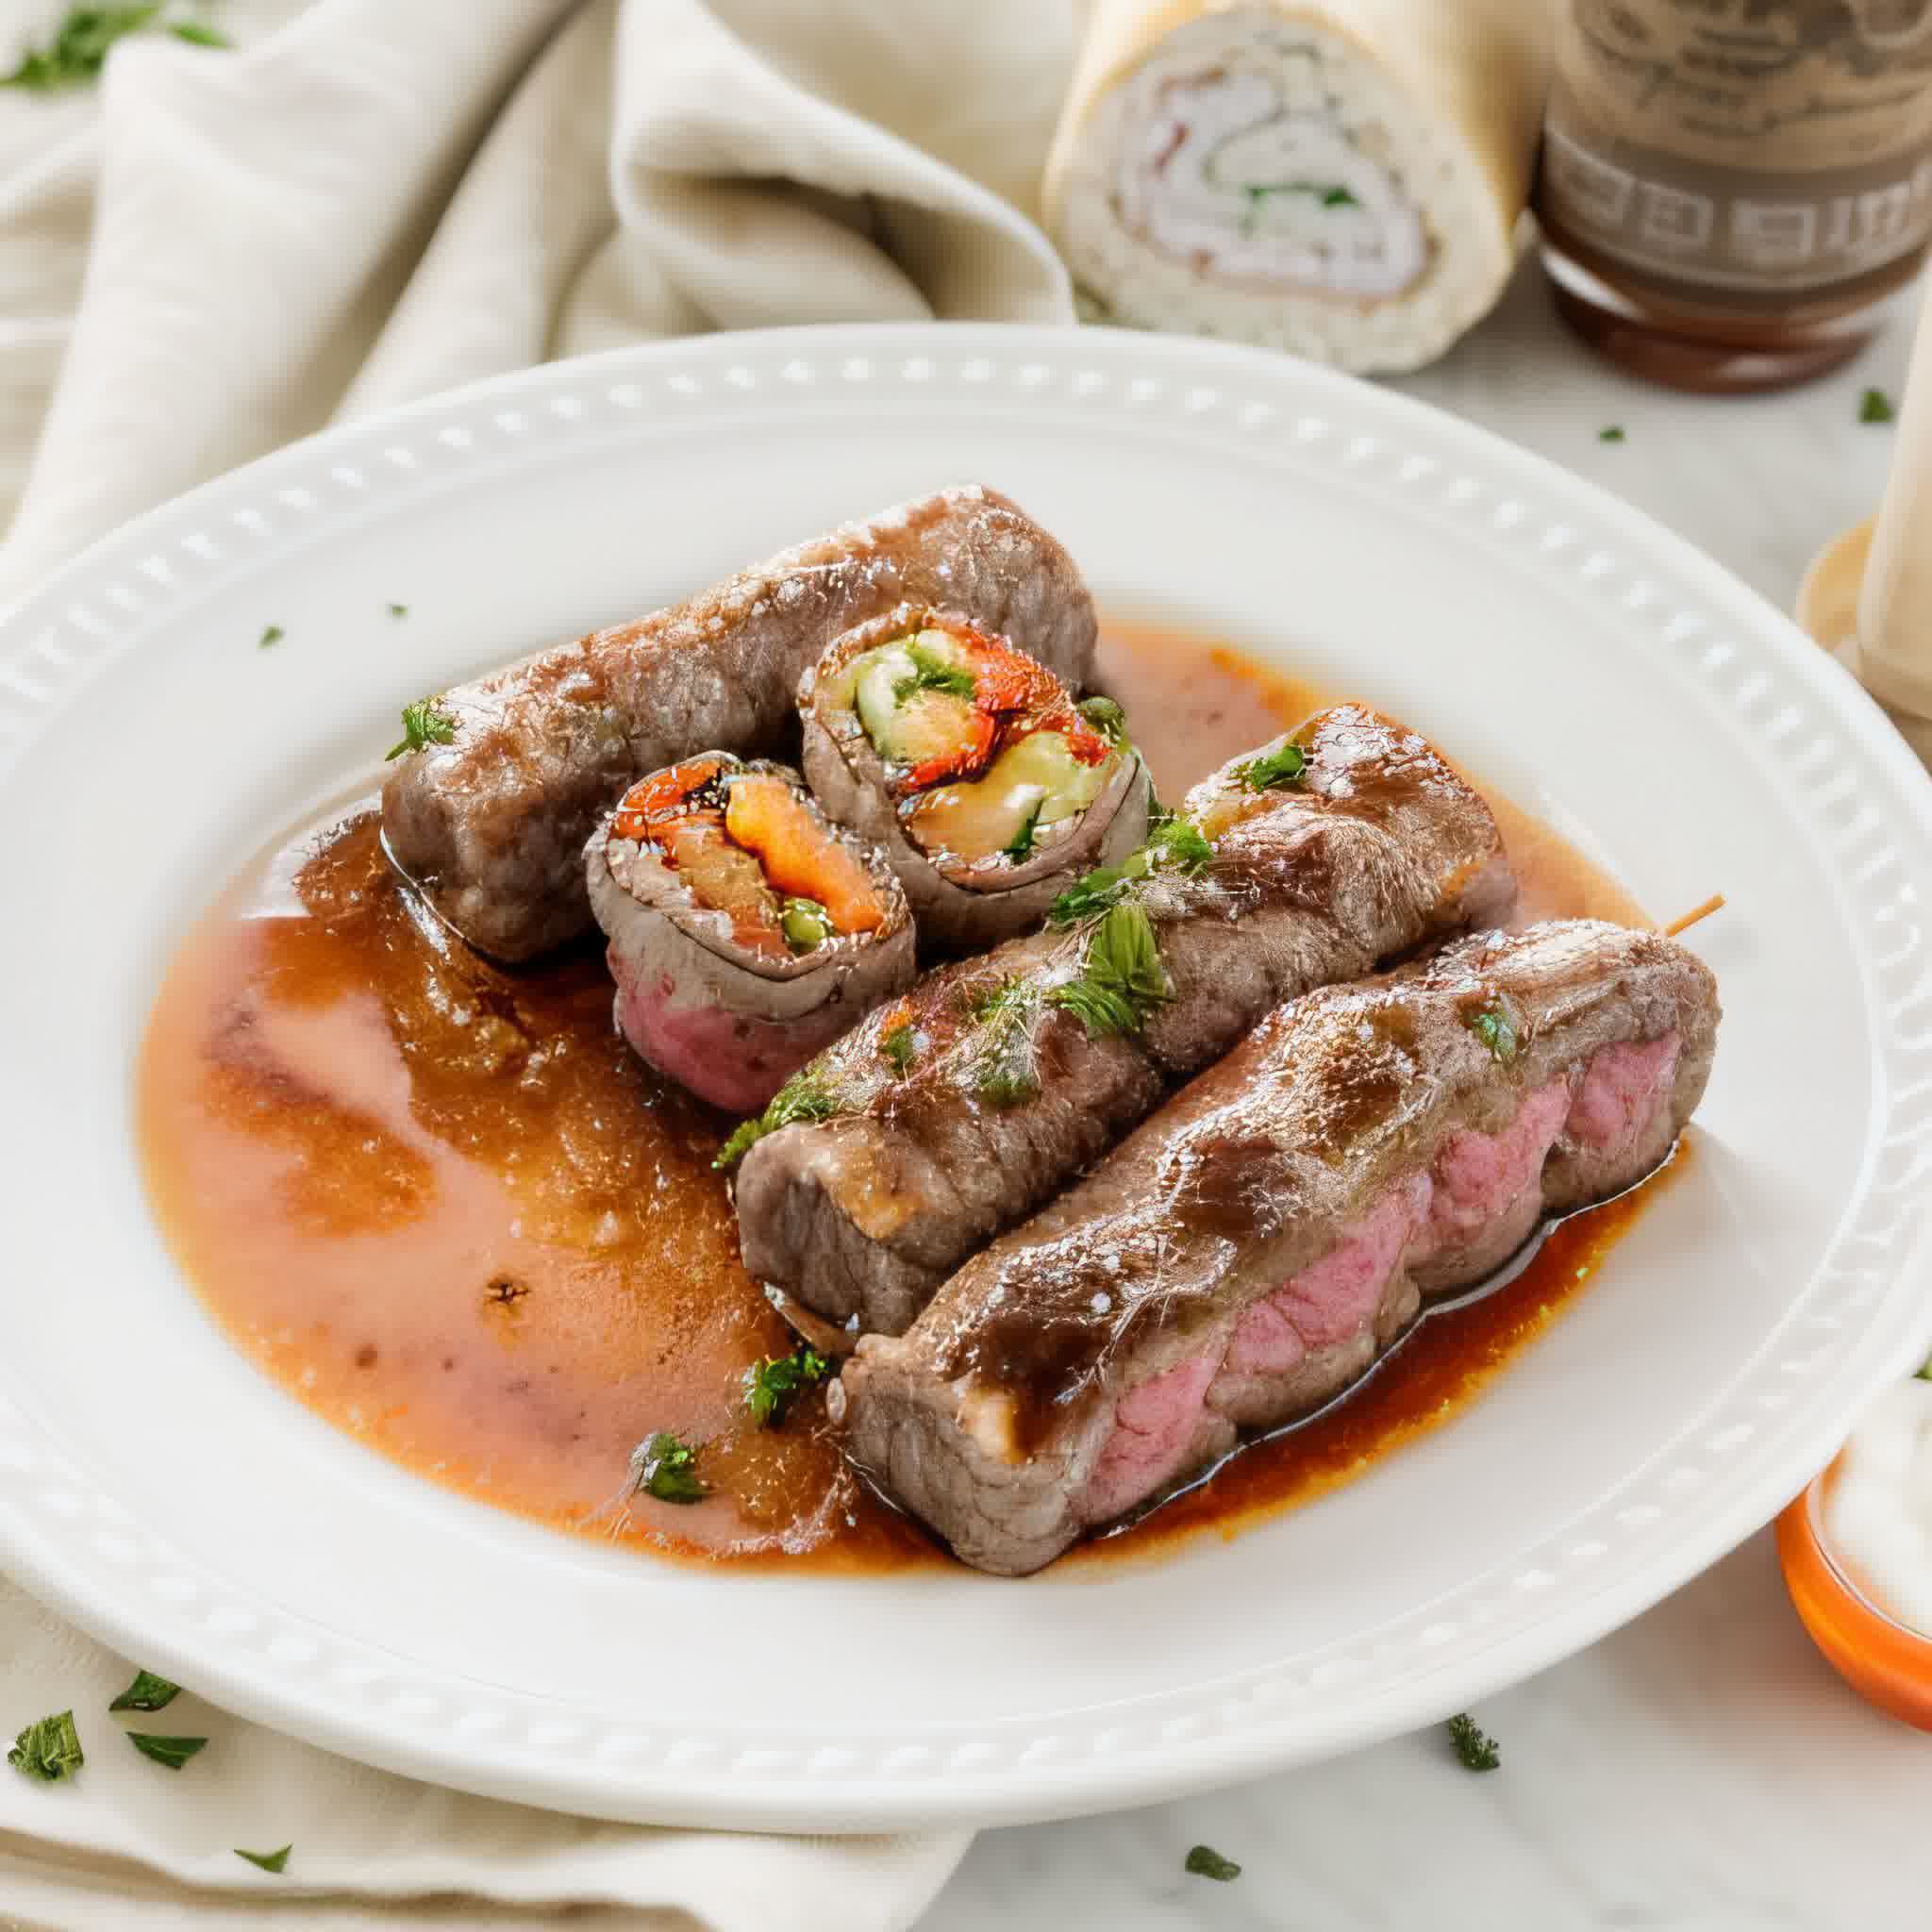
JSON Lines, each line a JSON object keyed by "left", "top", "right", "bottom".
{"left": 139, "top": 621, "right": 1657, "bottom": 1574}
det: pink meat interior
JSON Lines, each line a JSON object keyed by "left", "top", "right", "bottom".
{"left": 1076, "top": 1033, "right": 1682, "bottom": 1525}
{"left": 610, "top": 954, "right": 855, "bottom": 1114}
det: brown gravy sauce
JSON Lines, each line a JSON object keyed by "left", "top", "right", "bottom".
{"left": 138, "top": 618, "right": 1660, "bottom": 1575}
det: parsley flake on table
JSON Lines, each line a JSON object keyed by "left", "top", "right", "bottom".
{"left": 630, "top": 1430, "right": 708, "bottom": 1505}
{"left": 8, "top": 1710, "right": 82, "bottom": 1782}
{"left": 258, "top": 624, "right": 284, "bottom": 649}
{"left": 1860, "top": 387, "right": 1896, "bottom": 425}
{"left": 4, "top": 8, "right": 227, "bottom": 89}
{"left": 127, "top": 1731, "right": 207, "bottom": 1771}
{"left": 386, "top": 697, "right": 457, "bottom": 760}
{"left": 1184, "top": 1843, "right": 1241, "bottom": 1881}
{"left": 1598, "top": 425, "right": 1625, "bottom": 443}
{"left": 235, "top": 1842, "right": 292, "bottom": 1874}
{"left": 1446, "top": 1710, "right": 1500, "bottom": 1771}
{"left": 742, "top": 1346, "right": 831, "bottom": 1426}
{"left": 387, "top": 601, "right": 408, "bottom": 617}
{"left": 109, "top": 1670, "right": 180, "bottom": 1713}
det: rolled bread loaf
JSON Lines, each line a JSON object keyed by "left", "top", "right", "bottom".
{"left": 1042, "top": 0, "right": 1552, "bottom": 373}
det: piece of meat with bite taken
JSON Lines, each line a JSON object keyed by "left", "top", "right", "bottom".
{"left": 383, "top": 486, "right": 1098, "bottom": 962}
{"left": 836, "top": 919, "right": 1721, "bottom": 1575}
{"left": 733, "top": 705, "right": 1516, "bottom": 1336}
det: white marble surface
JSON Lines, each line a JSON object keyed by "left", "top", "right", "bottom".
{"left": 922, "top": 263, "right": 1928, "bottom": 1931}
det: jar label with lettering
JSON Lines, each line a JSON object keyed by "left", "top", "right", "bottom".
{"left": 1540, "top": 0, "right": 1932, "bottom": 298}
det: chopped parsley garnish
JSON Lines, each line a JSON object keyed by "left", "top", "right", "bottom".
{"left": 1184, "top": 1843, "right": 1242, "bottom": 1880}
{"left": 236, "top": 1843, "right": 292, "bottom": 1873}
{"left": 1237, "top": 740, "right": 1307, "bottom": 791}
{"left": 1048, "top": 813, "right": 1215, "bottom": 926}
{"left": 1917, "top": 1355, "right": 1932, "bottom": 1382}
{"left": 4, "top": 6, "right": 225, "bottom": 90}
{"left": 1049, "top": 862, "right": 1129, "bottom": 926}
{"left": 714, "top": 1069, "right": 840, "bottom": 1168}
{"left": 969, "top": 976, "right": 1045, "bottom": 1105}
{"left": 1598, "top": 425, "right": 1625, "bottom": 443}
{"left": 109, "top": 1671, "right": 180, "bottom": 1714}
{"left": 892, "top": 640, "right": 977, "bottom": 703}
{"left": 127, "top": 1731, "right": 207, "bottom": 1771}
{"left": 257, "top": 624, "right": 284, "bottom": 649}
{"left": 630, "top": 1430, "right": 708, "bottom": 1505}
{"left": 742, "top": 1346, "right": 831, "bottom": 1426}
{"left": 9, "top": 1710, "right": 82, "bottom": 1782}
{"left": 1004, "top": 801, "right": 1043, "bottom": 861}
{"left": 1466, "top": 997, "right": 1520, "bottom": 1065}
{"left": 386, "top": 697, "right": 457, "bottom": 760}
{"left": 1446, "top": 1710, "right": 1500, "bottom": 1772}
{"left": 879, "top": 1023, "right": 918, "bottom": 1076}
{"left": 387, "top": 601, "right": 408, "bottom": 617}
{"left": 1075, "top": 695, "right": 1129, "bottom": 746}
{"left": 781, "top": 896, "right": 831, "bottom": 954}
{"left": 1048, "top": 901, "right": 1172, "bottom": 1039}
{"left": 1860, "top": 387, "right": 1896, "bottom": 425}
{"left": 1143, "top": 810, "right": 1214, "bottom": 874}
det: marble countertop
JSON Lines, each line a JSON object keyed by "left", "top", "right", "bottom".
{"left": 922, "top": 264, "right": 1927, "bottom": 1932}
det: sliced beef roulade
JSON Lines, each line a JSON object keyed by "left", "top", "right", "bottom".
{"left": 838, "top": 920, "right": 1721, "bottom": 1575}
{"left": 800, "top": 603, "right": 1152, "bottom": 951}
{"left": 733, "top": 706, "right": 1514, "bottom": 1336}
{"left": 586, "top": 756, "right": 913, "bottom": 1112}
{"left": 384, "top": 486, "right": 1099, "bottom": 962}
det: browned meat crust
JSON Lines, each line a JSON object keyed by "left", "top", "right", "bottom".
{"left": 841, "top": 921, "right": 1721, "bottom": 1575}
{"left": 381, "top": 487, "right": 1098, "bottom": 960}
{"left": 734, "top": 706, "right": 1515, "bottom": 1334}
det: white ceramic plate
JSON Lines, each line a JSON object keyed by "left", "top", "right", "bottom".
{"left": 2, "top": 325, "right": 1929, "bottom": 1832}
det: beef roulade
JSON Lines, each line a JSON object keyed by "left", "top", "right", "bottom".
{"left": 800, "top": 603, "right": 1152, "bottom": 950}
{"left": 384, "top": 486, "right": 1098, "bottom": 963}
{"left": 586, "top": 756, "right": 913, "bottom": 1112}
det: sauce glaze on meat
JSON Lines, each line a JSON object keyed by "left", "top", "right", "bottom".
{"left": 138, "top": 619, "right": 1662, "bottom": 1574}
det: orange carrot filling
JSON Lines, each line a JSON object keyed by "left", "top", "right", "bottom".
{"left": 609, "top": 758, "right": 885, "bottom": 954}
{"left": 724, "top": 774, "right": 885, "bottom": 934}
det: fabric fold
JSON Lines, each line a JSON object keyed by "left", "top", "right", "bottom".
{"left": 0, "top": 0, "right": 1095, "bottom": 1917}
{"left": 0, "top": 0, "right": 1078, "bottom": 602}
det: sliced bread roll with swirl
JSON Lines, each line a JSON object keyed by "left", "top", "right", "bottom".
{"left": 1042, "top": 0, "right": 1552, "bottom": 374}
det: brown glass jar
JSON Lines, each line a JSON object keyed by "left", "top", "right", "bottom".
{"left": 1534, "top": 2, "right": 1932, "bottom": 393}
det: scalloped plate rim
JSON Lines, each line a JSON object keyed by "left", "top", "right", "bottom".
{"left": 0, "top": 323, "right": 1926, "bottom": 1830}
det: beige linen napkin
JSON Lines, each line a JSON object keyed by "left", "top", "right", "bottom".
{"left": 0, "top": 1586, "right": 967, "bottom": 1932}
{"left": 0, "top": 0, "right": 1084, "bottom": 1920}
{"left": 0, "top": 0, "right": 1077, "bottom": 600}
